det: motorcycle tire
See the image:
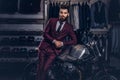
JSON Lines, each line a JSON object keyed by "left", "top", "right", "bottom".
{"left": 46, "top": 62, "right": 82, "bottom": 80}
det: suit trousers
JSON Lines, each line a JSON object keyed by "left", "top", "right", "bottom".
{"left": 36, "top": 49, "right": 56, "bottom": 80}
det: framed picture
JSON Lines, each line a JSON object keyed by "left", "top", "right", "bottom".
{"left": 0, "top": 0, "right": 45, "bottom": 19}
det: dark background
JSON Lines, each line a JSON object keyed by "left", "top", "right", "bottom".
{"left": 0, "top": 0, "right": 120, "bottom": 80}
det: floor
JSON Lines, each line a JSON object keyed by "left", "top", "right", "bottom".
{"left": 0, "top": 62, "right": 27, "bottom": 80}
{"left": 110, "top": 55, "right": 120, "bottom": 70}
{"left": 0, "top": 55, "right": 119, "bottom": 80}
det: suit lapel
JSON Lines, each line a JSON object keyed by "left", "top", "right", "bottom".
{"left": 53, "top": 18, "right": 59, "bottom": 32}
{"left": 53, "top": 18, "right": 68, "bottom": 33}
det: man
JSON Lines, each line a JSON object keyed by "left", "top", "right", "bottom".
{"left": 37, "top": 5, "right": 77, "bottom": 80}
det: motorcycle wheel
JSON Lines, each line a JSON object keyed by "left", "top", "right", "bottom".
{"left": 46, "top": 62, "right": 82, "bottom": 80}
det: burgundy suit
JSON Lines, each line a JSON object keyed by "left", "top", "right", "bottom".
{"left": 36, "top": 18, "right": 77, "bottom": 80}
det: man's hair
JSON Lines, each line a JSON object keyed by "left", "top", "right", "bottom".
{"left": 60, "top": 5, "right": 69, "bottom": 13}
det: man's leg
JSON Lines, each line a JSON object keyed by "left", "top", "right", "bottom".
{"left": 42, "top": 53, "right": 56, "bottom": 80}
{"left": 36, "top": 50, "right": 46, "bottom": 80}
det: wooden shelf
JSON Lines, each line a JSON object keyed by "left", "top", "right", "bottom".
{"left": 0, "top": 12, "right": 43, "bottom": 19}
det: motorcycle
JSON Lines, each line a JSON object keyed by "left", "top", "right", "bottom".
{"left": 46, "top": 38, "right": 120, "bottom": 80}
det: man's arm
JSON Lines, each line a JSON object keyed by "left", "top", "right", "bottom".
{"left": 63, "top": 25, "right": 77, "bottom": 46}
{"left": 43, "top": 18, "right": 54, "bottom": 42}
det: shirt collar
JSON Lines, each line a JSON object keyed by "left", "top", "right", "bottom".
{"left": 59, "top": 21, "right": 66, "bottom": 24}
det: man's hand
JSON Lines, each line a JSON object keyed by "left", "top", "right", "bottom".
{"left": 54, "top": 40, "right": 63, "bottom": 48}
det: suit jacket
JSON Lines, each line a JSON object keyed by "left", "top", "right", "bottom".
{"left": 0, "top": 0, "right": 18, "bottom": 13}
{"left": 81, "top": 2, "right": 91, "bottom": 30}
{"left": 39, "top": 18, "right": 77, "bottom": 55}
{"left": 94, "top": 1, "right": 106, "bottom": 24}
{"left": 19, "top": 0, "right": 41, "bottom": 14}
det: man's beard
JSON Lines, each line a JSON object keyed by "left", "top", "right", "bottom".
{"left": 59, "top": 16, "right": 68, "bottom": 22}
